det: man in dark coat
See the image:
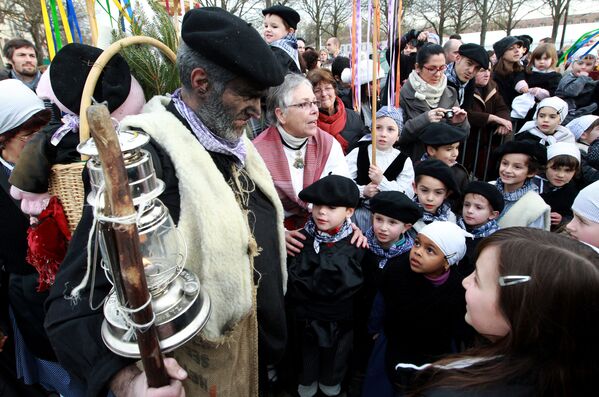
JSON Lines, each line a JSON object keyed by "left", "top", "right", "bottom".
{"left": 0, "top": 39, "right": 41, "bottom": 91}
{"left": 44, "top": 8, "right": 287, "bottom": 397}
{"left": 445, "top": 43, "right": 489, "bottom": 111}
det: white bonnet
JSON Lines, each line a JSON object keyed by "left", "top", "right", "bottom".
{"left": 419, "top": 221, "right": 473, "bottom": 266}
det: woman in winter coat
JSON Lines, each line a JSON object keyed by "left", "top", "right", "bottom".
{"left": 491, "top": 36, "right": 527, "bottom": 110}
{"left": 405, "top": 228, "right": 599, "bottom": 397}
{"left": 399, "top": 44, "right": 470, "bottom": 161}
{"left": 464, "top": 67, "right": 512, "bottom": 180}
{"left": 307, "top": 68, "right": 366, "bottom": 153}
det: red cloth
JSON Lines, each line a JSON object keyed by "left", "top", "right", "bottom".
{"left": 254, "top": 125, "right": 334, "bottom": 228}
{"left": 317, "top": 97, "right": 349, "bottom": 153}
{"left": 26, "top": 196, "right": 71, "bottom": 292}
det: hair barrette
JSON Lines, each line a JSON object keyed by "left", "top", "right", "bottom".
{"left": 498, "top": 275, "right": 531, "bottom": 287}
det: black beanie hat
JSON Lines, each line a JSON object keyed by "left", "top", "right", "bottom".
{"left": 495, "top": 140, "right": 547, "bottom": 166}
{"left": 493, "top": 36, "right": 524, "bottom": 60}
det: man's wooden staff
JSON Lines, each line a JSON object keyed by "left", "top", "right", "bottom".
{"left": 371, "top": 0, "right": 381, "bottom": 166}
{"left": 87, "top": 104, "right": 170, "bottom": 388}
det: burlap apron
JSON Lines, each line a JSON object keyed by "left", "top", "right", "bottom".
{"left": 174, "top": 288, "right": 259, "bottom": 397}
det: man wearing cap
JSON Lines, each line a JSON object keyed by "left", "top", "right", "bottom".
{"left": 444, "top": 43, "right": 489, "bottom": 109}
{"left": 45, "top": 8, "right": 287, "bottom": 397}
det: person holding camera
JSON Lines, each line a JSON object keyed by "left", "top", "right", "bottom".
{"left": 399, "top": 44, "right": 470, "bottom": 161}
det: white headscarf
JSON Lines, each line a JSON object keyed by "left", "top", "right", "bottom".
{"left": 419, "top": 221, "right": 473, "bottom": 266}
{"left": 533, "top": 96, "right": 569, "bottom": 122}
{"left": 0, "top": 79, "right": 45, "bottom": 135}
{"left": 572, "top": 181, "right": 599, "bottom": 224}
{"left": 547, "top": 142, "right": 581, "bottom": 163}
{"left": 566, "top": 115, "right": 599, "bottom": 140}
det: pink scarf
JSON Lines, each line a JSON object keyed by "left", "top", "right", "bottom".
{"left": 254, "top": 126, "right": 334, "bottom": 228}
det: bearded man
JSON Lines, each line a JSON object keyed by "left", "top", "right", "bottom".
{"left": 44, "top": 8, "right": 287, "bottom": 397}
{"left": 0, "top": 39, "right": 41, "bottom": 90}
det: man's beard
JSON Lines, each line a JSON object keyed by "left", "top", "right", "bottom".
{"left": 16, "top": 64, "right": 38, "bottom": 77}
{"left": 194, "top": 89, "right": 240, "bottom": 143}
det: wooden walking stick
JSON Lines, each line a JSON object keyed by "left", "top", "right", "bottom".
{"left": 371, "top": 0, "right": 381, "bottom": 166}
{"left": 87, "top": 104, "right": 170, "bottom": 388}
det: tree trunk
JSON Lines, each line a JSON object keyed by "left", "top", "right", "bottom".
{"left": 560, "top": 0, "right": 570, "bottom": 49}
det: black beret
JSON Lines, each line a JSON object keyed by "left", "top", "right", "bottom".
{"left": 419, "top": 123, "right": 468, "bottom": 146}
{"left": 299, "top": 175, "right": 360, "bottom": 208}
{"left": 458, "top": 43, "right": 490, "bottom": 69}
{"left": 50, "top": 43, "right": 131, "bottom": 114}
{"left": 369, "top": 191, "right": 422, "bottom": 224}
{"left": 493, "top": 36, "right": 524, "bottom": 60}
{"left": 464, "top": 181, "right": 505, "bottom": 213}
{"left": 414, "top": 159, "right": 460, "bottom": 195}
{"left": 262, "top": 5, "right": 300, "bottom": 30}
{"left": 181, "top": 7, "right": 285, "bottom": 89}
{"left": 495, "top": 140, "right": 547, "bottom": 165}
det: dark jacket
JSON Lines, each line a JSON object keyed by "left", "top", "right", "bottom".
{"left": 44, "top": 103, "right": 287, "bottom": 397}
{"left": 492, "top": 70, "right": 525, "bottom": 109}
{"left": 399, "top": 80, "right": 470, "bottom": 160}
{"left": 524, "top": 70, "right": 561, "bottom": 96}
{"left": 381, "top": 254, "right": 468, "bottom": 384}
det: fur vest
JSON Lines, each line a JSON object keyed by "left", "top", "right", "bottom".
{"left": 121, "top": 96, "right": 287, "bottom": 340}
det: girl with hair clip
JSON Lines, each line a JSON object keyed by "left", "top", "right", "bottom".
{"left": 406, "top": 227, "right": 599, "bottom": 397}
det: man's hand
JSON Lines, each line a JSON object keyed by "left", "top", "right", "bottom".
{"left": 350, "top": 223, "right": 368, "bottom": 248}
{"left": 449, "top": 107, "right": 467, "bottom": 125}
{"left": 285, "top": 229, "right": 306, "bottom": 256}
{"left": 110, "top": 359, "right": 187, "bottom": 397}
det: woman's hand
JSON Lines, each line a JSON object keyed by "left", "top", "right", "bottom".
{"left": 427, "top": 108, "right": 447, "bottom": 123}
{"left": 368, "top": 164, "right": 384, "bottom": 185}
{"left": 489, "top": 115, "right": 512, "bottom": 135}
{"left": 449, "top": 107, "right": 467, "bottom": 124}
{"left": 363, "top": 182, "right": 380, "bottom": 198}
{"left": 285, "top": 229, "right": 306, "bottom": 256}
{"left": 350, "top": 223, "right": 369, "bottom": 248}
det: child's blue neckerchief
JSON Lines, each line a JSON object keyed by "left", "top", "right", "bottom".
{"left": 270, "top": 33, "right": 300, "bottom": 70}
{"left": 413, "top": 196, "right": 453, "bottom": 223}
{"left": 495, "top": 177, "right": 538, "bottom": 203}
{"left": 366, "top": 227, "right": 414, "bottom": 269}
{"left": 457, "top": 217, "right": 499, "bottom": 239}
{"left": 304, "top": 217, "right": 354, "bottom": 254}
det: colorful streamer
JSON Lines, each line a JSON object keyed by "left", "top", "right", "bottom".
{"left": 66, "top": 0, "right": 83, "bottom": 43}
{"left": 558, "top": 28, "right": 599, "bottom": 65}
{"left": 49, "top": 0, "right": 63, "bottom": 50}
{"left": 40, "top": 0, "right": 56, "bottom": 59}
{"left": 55, "top": 0, "right": 74, "bottom": 43}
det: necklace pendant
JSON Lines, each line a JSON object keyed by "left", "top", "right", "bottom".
{"left": 293, "top": 157, "right": 304, "bottom": 169}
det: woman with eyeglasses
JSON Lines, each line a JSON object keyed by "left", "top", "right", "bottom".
{"left": 402, "top": 227, "right": 598, "bottom": 397}
{"left": 307, "top": 68, "right": 366, "bottom": 153}
{"left": 255, "top": 74, "right": 369, "bottom": 258}
{"left": 0, "top": 79, "right": 85, "bottom": 395}
{"left": 399, "top": 44, "right": 469, "bottom": 161}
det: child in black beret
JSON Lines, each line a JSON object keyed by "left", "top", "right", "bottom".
{"left": 286, "top": 175, "right": 365, "bottom": 397}
{"left": 417, "top": 123, "right": 470, "bottom": 202}
{"left": 355, "top": 191, "right": 422, "bottom": 396}
{"left": 410, "top": 159, "right": 459, "bottom": 236}
{"left": 457, "top": 181, "right": 504, "bottom": 272}
{"left": 262, "top": 4, "right": 301, "bottom": 74}
{"left": 494, "top": 141, "right": 550, "bottom": 229}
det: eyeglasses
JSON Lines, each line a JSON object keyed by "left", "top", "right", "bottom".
{"left": 313, "top": 86, "right": 335, "bottom": 95}
{"left": 498, "top": 275, "right": 531, "bottom": 287}
{"left": 422, "top": 64, "right": 447, "bottom": 74}
{"left": 288, "top": 100, "right": 320, "bottom": 111}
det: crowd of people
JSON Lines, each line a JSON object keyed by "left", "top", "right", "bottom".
{"left": 0, "top": 4, "right": 598, "bottom": 397}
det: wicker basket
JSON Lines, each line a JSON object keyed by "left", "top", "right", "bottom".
{"left": 48, "top": 37, "right": 177, "bottom": 233}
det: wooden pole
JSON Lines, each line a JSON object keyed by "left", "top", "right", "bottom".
{"left": 371, "top": 0, "right": 380, "bottom": 166}
{"left": 394, "top": 0, "right": 402, "bottom": 107}
{"left": 86, "top": 0, "right": 98, "bottom": 46}
{"left": 87, "top": 104, "right": 170, "bottom": 388}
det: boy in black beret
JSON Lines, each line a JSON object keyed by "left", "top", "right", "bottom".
{"left": 418, "top": 122, "right": 470, "bottom": 201}
{"left": 353, "top": 191, "right": 422, "bottom": 395}
{"left": 410, "top": 159, "right": 459, "bottom": 236}
{"left": 287, "top": 175, "right": 365, "bottom": 397}
{"left": 457, "top": 181, "right": 504, "bottom": 273}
